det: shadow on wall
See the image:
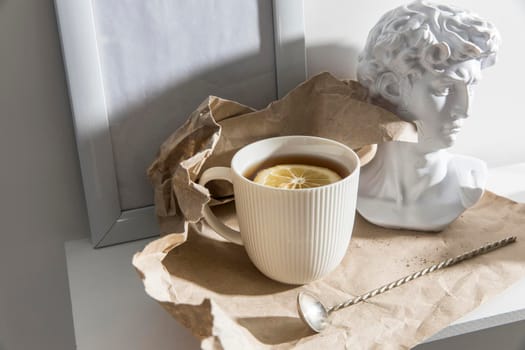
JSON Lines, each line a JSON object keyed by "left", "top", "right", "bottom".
{"left": 307, "top": 43, "right": 361, "bottom": 79}
{"left": 93, "top": 0, "right": 278, "bottom": 211}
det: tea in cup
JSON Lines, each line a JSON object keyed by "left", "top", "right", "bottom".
{"left": 198, "top": 136, "right": 360, "bottom": 284}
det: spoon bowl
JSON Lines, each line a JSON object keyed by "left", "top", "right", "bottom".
{"left": 297, "top": 291, "right": 329, "bottom": 333}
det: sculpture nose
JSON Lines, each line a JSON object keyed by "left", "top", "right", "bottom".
{"left": 453, "top": 84, "right": 471, "bottom": 119}
{"left": 452, "top": 110, "right": 469, "bottom": 120}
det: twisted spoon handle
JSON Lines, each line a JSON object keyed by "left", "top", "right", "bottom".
{"left": 328, "top": 236, "right": 517, "bottom": 313}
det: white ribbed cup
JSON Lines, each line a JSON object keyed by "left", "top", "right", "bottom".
{"left": 199, "top": 136, "right": 360, "bottom": 284}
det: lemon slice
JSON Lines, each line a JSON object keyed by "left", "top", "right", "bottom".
{"left": 253, "top": 164, "right": 342, "bottom": 189}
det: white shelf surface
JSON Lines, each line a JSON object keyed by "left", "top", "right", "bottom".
{"left": 66, "top": 163, "right": 525, "bottom": 349}
{"left": 65, "top": 238, "right": 200, "bottom": 350}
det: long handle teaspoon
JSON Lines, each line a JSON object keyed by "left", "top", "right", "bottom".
{"left": 297, "top": 236, "right": 517, "bottom": 333}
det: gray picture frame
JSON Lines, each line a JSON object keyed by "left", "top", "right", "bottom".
{"left": 54, "top": 0, "right": 306, "bottom": 247}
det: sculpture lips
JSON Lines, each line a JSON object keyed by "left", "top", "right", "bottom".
{"left": 443, "top": 121, "right": 463, "bottom": 134}
{"left": 445, "top": 127, "right": 461, "bottom": 134}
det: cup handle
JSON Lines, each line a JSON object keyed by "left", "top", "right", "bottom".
{"left": 198, "top": 167, "right": 243, "bottom": 245}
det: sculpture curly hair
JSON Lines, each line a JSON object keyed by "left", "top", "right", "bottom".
{"left": 357, "top": 0, "right": 500, "bottom": 99}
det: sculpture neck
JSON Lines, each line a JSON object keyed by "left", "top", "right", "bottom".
{"left": 373, "top": 142, "right": 449, "bottom": 202}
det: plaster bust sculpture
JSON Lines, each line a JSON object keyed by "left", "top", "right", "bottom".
{"left": 356, "top": 0, "right": 501, "bottom": 231}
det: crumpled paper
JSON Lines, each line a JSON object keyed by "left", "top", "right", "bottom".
{"left": 132, "top": 72, "right": 525, "bottom": 349}
{"left": 133, "top": 192, "right": 525, "bottom": 349}
{"left": 146, "top": 72, "right": 417, "bottom": 238}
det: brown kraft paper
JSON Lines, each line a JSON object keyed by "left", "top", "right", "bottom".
{"left": 132, "top": 72, "right": 525, "bottom": 349}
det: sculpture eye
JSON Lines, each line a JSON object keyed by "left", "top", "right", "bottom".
{"left": 431, "top": 85, "right": 452, "bottom": 96}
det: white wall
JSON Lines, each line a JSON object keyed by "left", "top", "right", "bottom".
{"left": 304, "top": 0, "right": 525, "bottom": 167}
{"left": 0, "top": 1, "right": 89, "bottom": 349}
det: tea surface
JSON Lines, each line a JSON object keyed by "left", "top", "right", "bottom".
{"left": 245, "top": 155, "right": 347, "bottom": 189}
